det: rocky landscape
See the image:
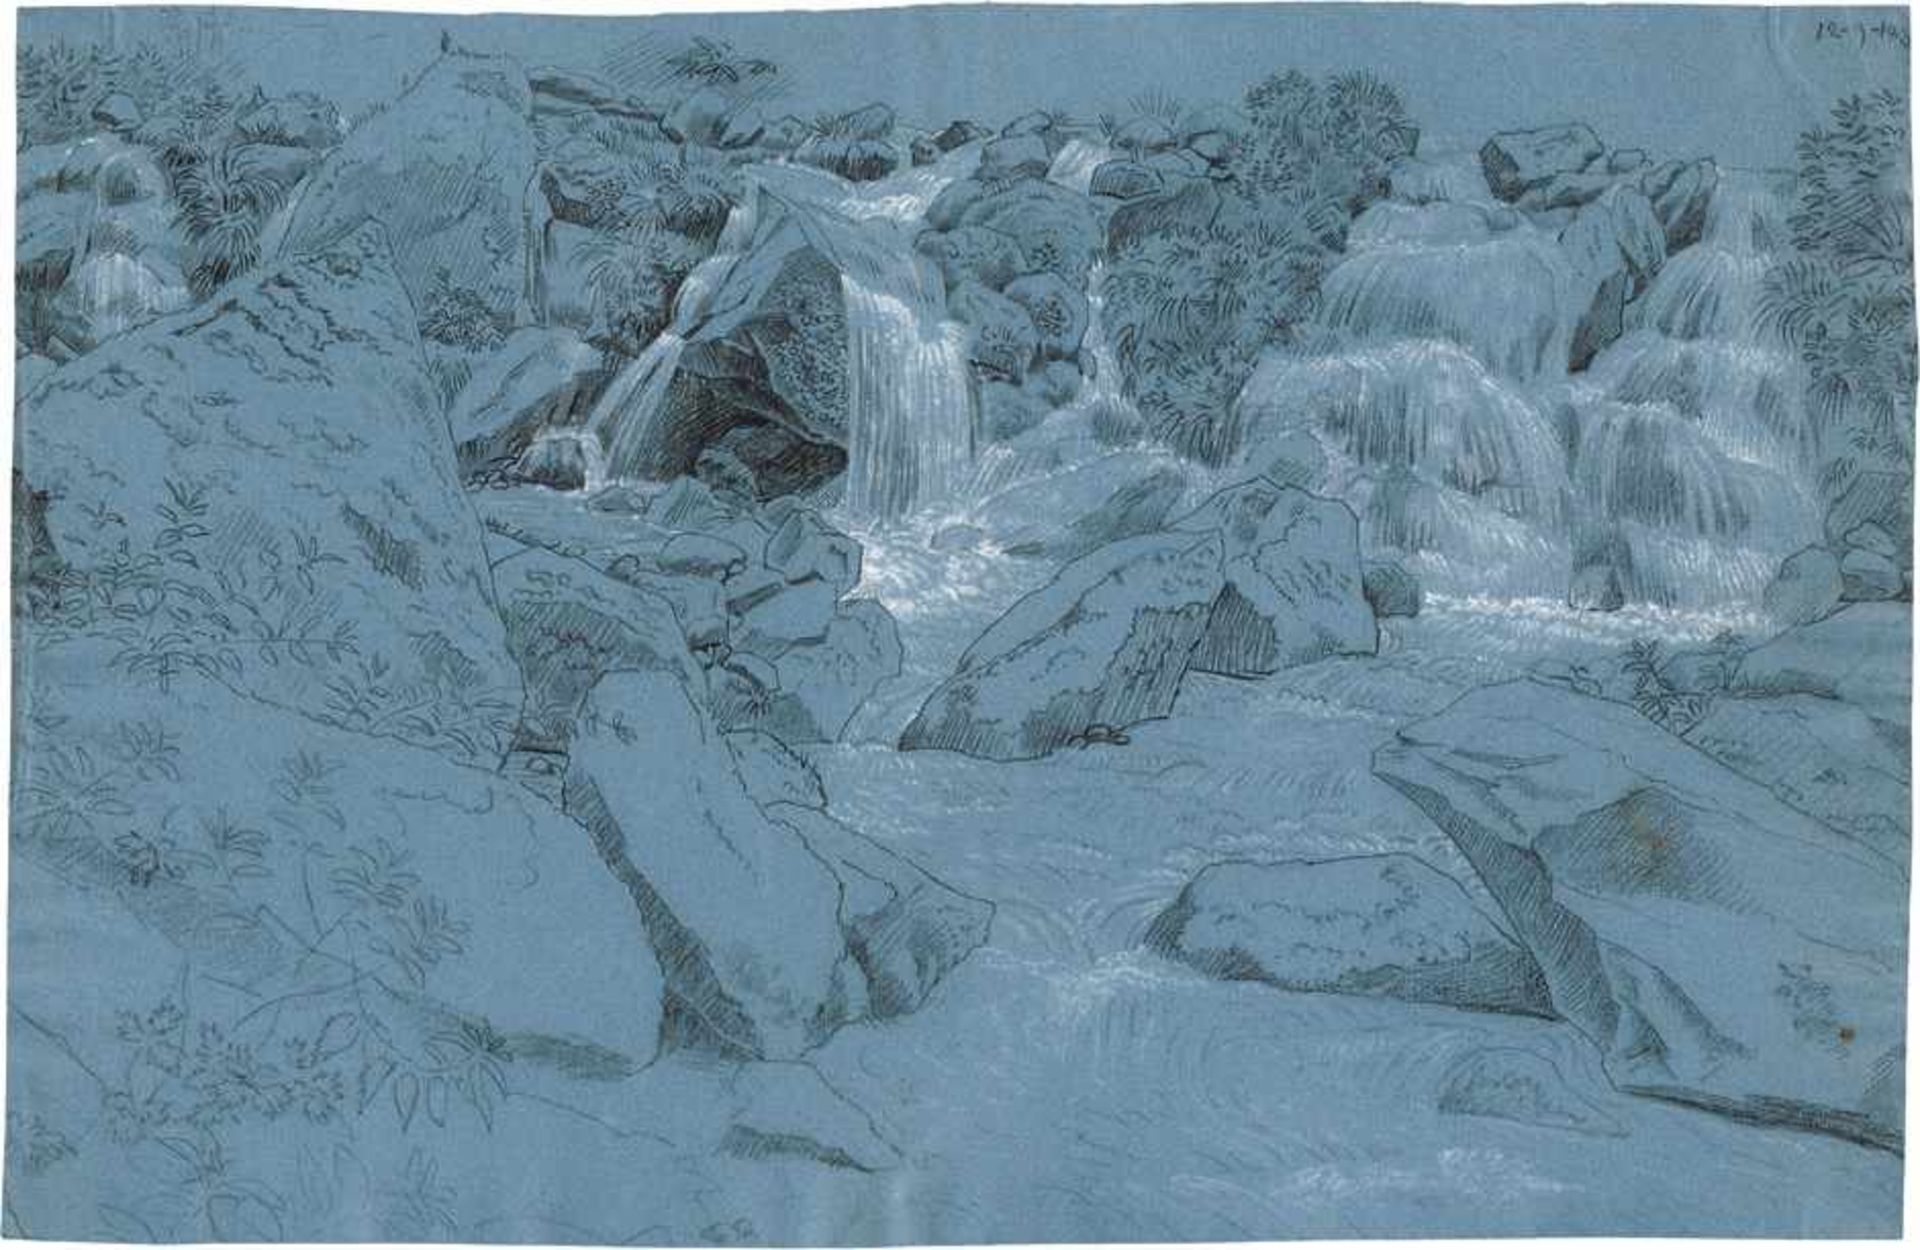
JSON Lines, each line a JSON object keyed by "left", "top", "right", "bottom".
{"left": 8, "top": 16, "right": 1914, "bottom": 1242}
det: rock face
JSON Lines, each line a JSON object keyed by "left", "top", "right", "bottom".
{"left": 1733, "top": 603, "right": 1911, "bottom": 729}
{"left": 1480, "top": 124, "right": 1606, "bottom": 202}
{"left": 282, "top": 51, "right": 538, "bottom": 327}
{"left": 902, "top": 480, "right": 1375, "bottom": 760}
{"left": 1148, "top": 856, "right": 1554, "bottom": 1016}
{"left": 563, "top": 669, "right": 990, "bottom": 1059}
{"left": 1376, "top": 680, "right": 1907, "bottom": 1149}
{"left": 1763, "top": 545, "right": 1844, "bottom": 625}
{"left": 901, "top": 531, "right": 1224, "bottom": 761}
{"left": 17, "top": 649, "right": 666, "bottom": 1056}
{"left": 20, "top": 224, "right": 518, "bottom": 760}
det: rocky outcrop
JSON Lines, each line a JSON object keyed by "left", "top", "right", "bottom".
{"left": 1148, "top": 855, "right": 1553, "bottom": 1016}
{"left": 902, "top": 480, "right": 1375, "bottom": 760}
{"left": 563, "top": 668, "right": 989, "bottom": 1059}
{"left": 1376, "top": 679, "right": 1907, "bottom": 1150}
{"left": 1732, "top": 602, "right": 1911, "bottom": 729}
{"left": 283, "top": 50, "right": 538, "bottom": 330}
{"left": 1763, "top": 545, "right": 1845, "bottom": 625}
{"left": 20, "top": 224, "right": 518, "bottom": 760}
{"left": 1479, "top": 124, "right": 1606, "bottom": 202}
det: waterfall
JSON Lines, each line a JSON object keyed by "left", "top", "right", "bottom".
{"left": 839, "top": 260, "right": 975, "bottom": 520}
{"left": 1239, "top": 165, "right": 1818, "bottom": 608}
{"left": 586, "top": 196, "right": 761, "bottom": 483}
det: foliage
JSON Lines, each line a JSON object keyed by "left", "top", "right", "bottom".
{"left": 1104, "top": 69, "right": 1417, "bottom": 463}
{"left": 1759, "top": 89, "right": 1915, "bottom": 502}
{"left": 580, "top": 223, "right": 706, "bottom": 353}
{"left": 1618, "top": 632, "right": 1744, "bottom": 733}
{"left": 171, "top": 143, "right": 296, "bottom": 299}
{"left": 664, "top": 37, "right": 777, "bottom": 87}
{"left": 1105, "top": 220, "right": 1329, "bottom": 462}
{"left": 418, "top": 268, "right": 509, "bottom": 351}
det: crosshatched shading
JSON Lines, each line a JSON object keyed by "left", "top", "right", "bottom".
{"left": 9, "top": 4, "right": 1914, "bottom": 1242}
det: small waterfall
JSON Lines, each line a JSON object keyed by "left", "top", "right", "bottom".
{"left": 587, "top": 196, "right": 761, "bottom": 483}
{"left": 1558, "top": 168, "right": 1818, "bottom": 602}
{"left": 840, "top": 263, "right": 975, "bottom": 519}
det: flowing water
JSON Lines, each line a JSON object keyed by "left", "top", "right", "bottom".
{"left": 586, "top": 145, "right": 981, "bottom": 519}
{"left": 1240, "top": 154, "right": 1820, "bottom": 607}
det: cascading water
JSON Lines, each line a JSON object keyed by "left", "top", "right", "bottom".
{"left": 1558, "top": 170, "right": 1819, "bottom": 602}
{"left": 749, "top": 156, "right": 980, "bottom": 521}
{"left": 1237, "top": 154, "right": 1820, "bottom": 608}
{"left": 578, "top": 149, "right": 979, "bottom": 519}
{"left": 587, "top": 195, "right": 761, "bottom": 484}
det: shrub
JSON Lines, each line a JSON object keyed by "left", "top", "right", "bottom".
{"left": 1104, "top": 69, "right": 1417, "bottom": 463}
{"left": 172, "top": 142, "right": 294, "bottom": 298}
{"left": 1760, "top": 89, "right": 1915, "bottom": 503}
{"left": 418, "top": 268, "right": 510, "bottom": 351}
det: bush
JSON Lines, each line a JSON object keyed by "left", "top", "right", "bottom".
{"left": 172, "top": 142, "right": 295, "bottom": 298}
{"left": 1104, "top": 69, "right": 1417, "bottom": 463}
{"left": 1760, "top": 89, "right": 1915, "bottom": 504}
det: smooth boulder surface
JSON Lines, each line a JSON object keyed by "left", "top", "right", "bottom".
{"left": 282, "top": 50, "right": 538, "bottom": 325}
{"left": 1174, "top": 480, "right": 1378, "bottom": 677}
{"left": 1376, "top": 679, "right": 1907, "bottom": 1149}
{"left": 1685, "top": 694, "right": 1910, "bottom": 861}
{"left": 1149, "top": 855, "right": 1553, "bottom": 1017}
{"left": 1733, "top": 603, "right": 1911, "bottom": 729}
{"left": 564, "top": 669, "right": 986, "bottom": 1058}
{"left": 903, "top": 480, "right": 1375, "bottom": 760}
{"left": 1763, "top": 545, "right": 1844, "bottom": 625}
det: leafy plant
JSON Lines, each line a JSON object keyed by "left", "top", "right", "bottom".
{"left": 664, "top": 37, "right": 777, "bottom": 86}
{"left": 1760, "top": 89, "right": 1915, "bottom": 506}
{"left": 172, "top": 143, "right": 295, "bottom": 298}
{"left": 418, "top": 268, "right": 508, "bottom": 351}
{"left": 1620, "top": 638, "right": 1714, "bottom": 733}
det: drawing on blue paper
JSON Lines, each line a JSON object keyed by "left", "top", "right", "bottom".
{"left": 8, "top": 5, "right": 1915, "bottom": 1241}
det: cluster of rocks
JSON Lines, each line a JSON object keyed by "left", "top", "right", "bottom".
{"left": 902, "top": 477, "right": 1383, "bottom": 760}
{"left": 1479, "top": 122, "right": 1718, "bottom": 371}
{"left": 1153, "top": 602, "right": 1908, "bottom": 1151}
{"left": 1089, "top": 105, "right": 1247, "bottom": 253}
{"left": 1764, "top": 469, "right": 1912, "bottom": 625}
{"left": 915, "top": 112, "right": 1106, "bottom": 442}
{"left": 19, "top": 201, "right": 987, "bottom": 1084}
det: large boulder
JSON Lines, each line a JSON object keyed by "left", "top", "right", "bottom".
{"left": 1376, "top": 680, "right": 1907, "bottom": 1149}
{"left": 1559, "top": 184, "right": 1667, "bottom": 371}
{"left": 19, "top": 224, "right": 518, "bottom": 762}
{"left": 563, "top": 669, "right": 985, "bottom": 1058}
{"left": 449, "top": 326, "right": 604, "bottom": 476}
{"left": 1148, "top": 855, "right": 1553, "bottom": 1016}
{"left": 900, "top": 531, "right": 1225, "bottom": 760}
{"left": 1841, "top": 547, "right": 1904, "bottom": 602}
{"left": 1685, "top": 694, "right": 1909, "bottom": 861}
{"left": 1172, "top": 480, "right": 1377, "bottom": 677}
{"left": 901, "top": 480, "right": 1374, "bottom": 760}
{"left": 1733, "top": 603, "right": 1911, "bottom": 729}
{"left": 956, "top": 180, "right": 1103, "bottom": 284}
{"left": 1003, "top": 271, "right": 1090, "bottom": 360}
{"left": 14, "top": 645, "right": 666, "bottom": 1057}
{"left": 714, "top": 598, "right": 903, "bottom": 743}
{"left": 1763, "top": 545, "right": 1844, "bottom": 626}
{"left": 1479, "top": 124, "right": 1606, "bottom": 202}
{"left": 1639, "top": 158, "right": 1719, "bottom": 252}
{"left": 282, "top": 51, "right": 538, "bottom": 328}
